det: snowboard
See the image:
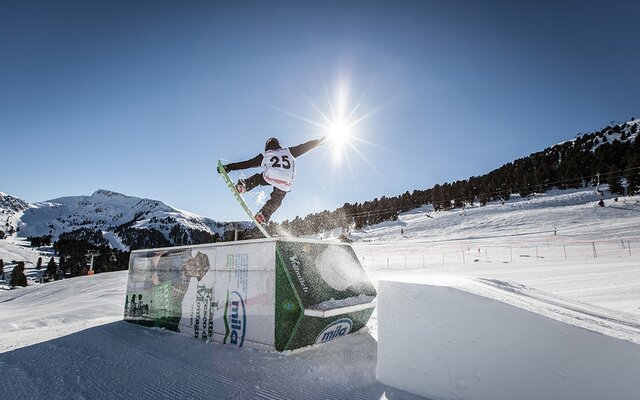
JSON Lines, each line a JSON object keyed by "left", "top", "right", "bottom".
{"left": 217, "top": 160, "right": 271, "bottom": 238}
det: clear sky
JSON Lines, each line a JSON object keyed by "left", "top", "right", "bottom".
{"left": 2, "top": 0, "right": 639, "bottom": 222}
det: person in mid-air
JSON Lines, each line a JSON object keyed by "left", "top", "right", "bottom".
{"left": 221, "top": 136, "right": 326, "bottom": 224}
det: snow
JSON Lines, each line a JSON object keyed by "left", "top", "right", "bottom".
{"left": 102, "top": 230, "right": 127, "bottom": 251}
{"left": 0, "top": 192, "right": 28, "bottom": 237}
{"left": 0, "top": 237, "right": 41, "bottom": 267}
{"left": 1, "top": 187, "right": 640, "bottom": 399}
{"left": 377, "top": 280, "right": 640, "bottom": 400}
{"left": 15, "top": 189, "right": 226, "bottom": 246}
{"left": 0, "top": 272, "right": 418, "bottom": 400}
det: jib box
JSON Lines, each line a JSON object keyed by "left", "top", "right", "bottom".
{"left": 123, "top": 238, "right": 377, "bottom": 351}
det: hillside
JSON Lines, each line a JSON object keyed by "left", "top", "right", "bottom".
{"left": 0, "top": 192, "right": 29, "bottom": 239}
{"left": 1, "top": 190, "right": 251, "bottom": 251}
{"left": 277, "top": 118, "right": 640, "bottom": 236}
{"left": 1, "top": 187, "right": 639, "bottom": 399}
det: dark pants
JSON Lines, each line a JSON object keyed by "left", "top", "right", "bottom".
{"left": 244, "top": 173, "right": 287, "bottom": 222}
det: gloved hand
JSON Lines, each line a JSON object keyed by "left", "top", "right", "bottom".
{"left": 218, "top": 164, "right": 229, "bottom": 174}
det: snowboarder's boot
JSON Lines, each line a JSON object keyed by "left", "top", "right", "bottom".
{"left": 255, "top": 212, "right": 266, "bottom": 225}
{"left": 235, "top": 179, "right": 246, "bottom": 194}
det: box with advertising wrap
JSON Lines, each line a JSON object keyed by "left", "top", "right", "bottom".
{"left": 123, "top": 238, "right": 376, "bottom": 351}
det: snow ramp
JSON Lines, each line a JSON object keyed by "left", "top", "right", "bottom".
{"left": 377, "top": 277, "right": 640, "bottom": 400}
{"left": 124, "top": 238, "right": 376, "bottom": 351}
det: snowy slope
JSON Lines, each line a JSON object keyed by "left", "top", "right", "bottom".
{"left": 0, "top": 236, "right": 43, "bottom": 267}
{"left": 350, "top": 187, "right": 640, "bottom": 243}
{"left": 0, "top": 271, "right": 419, "bottom": 400}
{"left": 2, "top": 188, "right": 640, "bottom": 399}
{"left": 352, "top": 187, "right": 640, "bottom": 318}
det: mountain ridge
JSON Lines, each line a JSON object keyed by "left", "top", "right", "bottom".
{"left": 1, "top": 189, "right": 249, "bottom": 250}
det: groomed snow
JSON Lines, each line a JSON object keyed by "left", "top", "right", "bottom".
{"left": 377, "top": 280, "right": 640, "bottom": 400}
{"left": 0, "top": 272, "right": 419, "bottom": 400}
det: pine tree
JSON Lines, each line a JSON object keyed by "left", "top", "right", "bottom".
{"left": 36, "top": 257, "right": 43, "bottom": 270}
{"left": 0, "top": 259, "right": 4, "bottom": 279}
{"left": 9, "top": 262, "right": 28, "bottom": 287}
{"left": 47, "top": 257, "right": 57, "bottom": 275}
{"left": 626, "top": 159, "right": 640, "bottom": 195}
{"left": 607, "top": 167, "right": 625, "bottom": 195}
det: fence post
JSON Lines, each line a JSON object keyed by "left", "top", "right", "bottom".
{"left": 535, "top": 246, "right": 539, "bottom": 260}
{"left": 442, "top": 251, "right": 445, "bottom": 265}
{"left": 510, "top": 247, "right": 513, "bottom": 263}
{"left": 564, "top": 244, "right": 567, "bottom": 259}
{"left": 485, "top": 249, "right": 488, "bottom": 263}
{"left": 629, "top": 241, "right": 632, "bottom": 257}
{"left": 592, "top": 242, "right": 597, "bottom": 258}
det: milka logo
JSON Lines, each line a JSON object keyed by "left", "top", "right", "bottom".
{"left": 289, "top": 255, "right": 309, "bottom": 293}
{"left": 223, "top": 291, "right": 246, "bottom": 347}
{"left": 315, "top": 318, "right": 353, "bottom": 344}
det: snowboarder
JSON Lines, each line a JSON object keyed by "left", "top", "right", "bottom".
{"left": 220, "top": 136, "right": 326, "bottom": 224}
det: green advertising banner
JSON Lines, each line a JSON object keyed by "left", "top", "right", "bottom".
{"left": 274, "top": 241, "right": 377, "bottom": 350}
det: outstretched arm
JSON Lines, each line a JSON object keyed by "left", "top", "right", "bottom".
{"left": 223, "top": 154, "right": 262, "bottom": 172}
{"left": 289, "top": 137, "right": 326, "bottom": 158}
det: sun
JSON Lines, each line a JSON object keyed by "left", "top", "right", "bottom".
{"left": 327, "top": 120, "right": 352, "bottom": 147}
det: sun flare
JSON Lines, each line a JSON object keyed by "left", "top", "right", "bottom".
{"left": 328, "top": 120, "right": 352, "bottom": 146}
{"left": 258, "top": 75, "right": 389, "bottom": 179}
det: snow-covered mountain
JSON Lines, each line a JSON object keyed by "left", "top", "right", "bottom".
{"left": 569, "top": 118, "right": 639, "bottom": 150}
{"left": 0, "top": 192, "right": 29, "bottom": 239}
{"left": 2, "top": 190, "right": 247, "bottom": 250}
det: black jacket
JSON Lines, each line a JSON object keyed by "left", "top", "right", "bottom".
{"left": 224, "top": 138, "right": 324, "bottom": 172}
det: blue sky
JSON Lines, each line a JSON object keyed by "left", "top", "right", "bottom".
{"left": 2, "top": 0, "right": 639, "bottom": 222}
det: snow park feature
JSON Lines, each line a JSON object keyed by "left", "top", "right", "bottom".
{"left": 376, "top": 279, "right": 640, "bottom": 400}
{"left": 123, "top": 238, "right": 376, "bottom": 351}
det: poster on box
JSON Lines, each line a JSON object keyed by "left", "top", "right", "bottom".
{"left": 212, "top": 242, "right": 276, "bottom": 348}
{"left": 125, "top": 247, "right": 209, "bottom": 332}
{"left": 124, "top": 243, "right": 277, "bottom": 349}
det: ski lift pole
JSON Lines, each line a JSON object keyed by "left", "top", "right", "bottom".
{"left": 86, "top": 251, "right": 100, "bottom": 275}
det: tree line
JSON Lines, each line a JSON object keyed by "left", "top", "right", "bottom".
{"left": 258, "top": 120, "right": 640, "bottom": 237}
{"left": 53, "top": 236, "right": 130, "bottom": 277}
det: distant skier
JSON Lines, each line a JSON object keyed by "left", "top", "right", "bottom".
{"left": 220, "top": 136, "right": 326, "bottom": 224}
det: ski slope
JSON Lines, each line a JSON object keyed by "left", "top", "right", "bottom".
{"left": 1, "top": 188, "right": 640, "bottom": 399}
{"left": 0, "top": 271, "right": 418, "bottom": 400}
{"left": 353, "top": 188, "right": 640, "bottom": 319}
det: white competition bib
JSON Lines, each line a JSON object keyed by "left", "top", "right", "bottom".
{"left": 261, "top": 148, "right": 296, "bottom": 191}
